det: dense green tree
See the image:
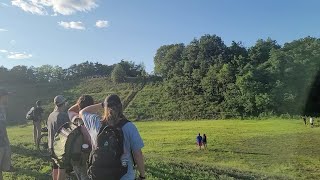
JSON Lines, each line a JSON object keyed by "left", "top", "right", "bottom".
{"left": 111, "top": 64, "right": 126, "bottom": 83}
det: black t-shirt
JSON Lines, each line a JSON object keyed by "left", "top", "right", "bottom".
{"left": 33, "top": 107, "right": 44, "bottom": 121}
{"left": 203, "top": 136, "right": 207, "bottom": 143}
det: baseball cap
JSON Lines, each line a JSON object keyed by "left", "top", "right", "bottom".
{"left": 54, "top": 95, "right": 67, "bottom": 106}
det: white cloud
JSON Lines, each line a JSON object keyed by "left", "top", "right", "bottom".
{"left": 7, "top": 52, "right": 32, "bottom": 59}
{"left": 58, "top": 21, "right": 85, "bottom": 30}
{"left": 50, "top": 0, "right": 97, "bottom": 15}
{"left": 12, "top": 0, "right": 48, "bottom": 15}
{"left": 0, "top": 2, "right": 9, "bottom": 7}
{"left": 95, "top": 20, "right": 109, "bottom": 28}
{"left": 0, "top": 28, "right": 8, "bottom": 32}
{"left": 0, "top": 48, "right": 32, "bottom": 59}
{"left": 12, "top": 0, "right": 98, "bottom": 15}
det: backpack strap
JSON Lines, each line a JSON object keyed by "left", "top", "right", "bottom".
{"left": 116, "top": 119, "right": 130, "bottom": 128}
{"left": 98, "top": 123, "right": 107, "bottom": 135}
{"left": 98, "top": 119, "right": 130, "bottom": 134}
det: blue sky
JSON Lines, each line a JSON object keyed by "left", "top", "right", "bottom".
{"left": 1, "top": 0, "right": 320, "bottom": 72}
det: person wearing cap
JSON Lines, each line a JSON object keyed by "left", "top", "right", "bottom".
{"left": 47, "top": 95, "right": 69, "bottom": 180}
{"left": 79, "top": 94, "right": 146, "bottom": 180}
{"left": 68, "top": 95, "right": 94, "bottom": 180}
{"left": 0, "top": 89, "right": 13, "bottom": 180}
{"left": 32, "top": 100, "right": 44, "bottom": 146}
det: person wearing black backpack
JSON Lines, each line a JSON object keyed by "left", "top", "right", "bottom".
{"left": 67, "top": 95, "right": 95, "bottom": 180}
{"left": 79, "top": 94, "right": 145, "bottom": 180}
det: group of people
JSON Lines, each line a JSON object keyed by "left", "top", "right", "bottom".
{"left": 196, "top": 133, "right": 207, "bottom": 150}
{"left": 0, "top": 89, "right": 146, "bottom": 180}
{"left": 302, "top": 116, "right": 317, "bottom": 128}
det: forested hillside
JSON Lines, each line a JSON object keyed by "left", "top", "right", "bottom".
{"left": 2, "top": 35, "right": 320, "bottom": 121}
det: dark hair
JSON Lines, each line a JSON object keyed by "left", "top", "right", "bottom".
{"left": 77, "top": 95, "right": 94, "bottom": 110}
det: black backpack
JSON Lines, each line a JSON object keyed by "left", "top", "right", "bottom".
{"left": 87, "top": 119, "right": 129, "bottom": 180}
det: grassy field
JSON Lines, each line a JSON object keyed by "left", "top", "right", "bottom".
{"left": 3, "top": 119, "right": 320, "bottom": 179}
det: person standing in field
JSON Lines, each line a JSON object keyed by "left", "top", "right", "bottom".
{"left": 0, "top": 89, "right": 14, "bottom": 180}
{"left": 310, "top": 117, "right": 314, "bottom": 128}
{"left": 79, "top": 94, "right": 146, "bottom": 180}
{"left": 196, "top": 133, "right": 203, "bottom": 150}
{"left": 32, "top": 100, "right": 44, "bottom": 146}
{"left": 68, "top": 95, "right": 94, "bottom": 180}
{"left": 202, "top": 134, "right": 207, "bottom": 149}
{"left": 302, "top": 116, "right": 307, "bottom": 126}
{"left": 47, "top": 95, "right": 69, "bottom": 180}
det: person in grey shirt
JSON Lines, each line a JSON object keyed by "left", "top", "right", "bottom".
{"left": 47, "top": 95, "right": 69, "bottom": 180}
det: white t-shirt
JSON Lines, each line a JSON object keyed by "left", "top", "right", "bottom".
{"left": 310, "top": 117, "right": 314, "bottom": 123}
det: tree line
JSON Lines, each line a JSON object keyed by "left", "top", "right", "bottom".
{"left": 0, "top": 60, "right": 146, "bottom": 83}
{"left": 154, "top": 35, "right": 320, "bottom": 117}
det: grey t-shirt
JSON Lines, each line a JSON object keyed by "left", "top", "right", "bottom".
{"left": 82, "top": 112, "right": 144, "bottom": 180}
{"left": 47, "top": 110, "right": 70, "bottom": 149}
{"left": 0, "top": 107, "right": 9, "bottom": 147}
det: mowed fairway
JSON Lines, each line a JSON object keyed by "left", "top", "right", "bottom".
{"left": 4, "top": 119, "right": 320, "bottom": 179}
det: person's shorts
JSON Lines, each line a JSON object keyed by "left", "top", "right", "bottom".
{"left": 51, "top": 159, "right": 64, "bottom": 170}
{"left": 0, "top": 146, "right": 11, "bottom": 171}
{"left": 197, "top": 142, "right": 203, "bottom": 146}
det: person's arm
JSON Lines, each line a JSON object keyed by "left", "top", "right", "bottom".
{"left": 47, "top": 120, "right": 53, "bottom": 153}
{"left": 68, "top": 104, "right": 79, "bottom": 114}
{"left": 127, "top": 123, "right": 145, "bottom": 179}
{"left": 133, "top": 149, "right": 145, "bottom": 179}
{"left": 79, "top": 103, "right": 103, "bottom": 119}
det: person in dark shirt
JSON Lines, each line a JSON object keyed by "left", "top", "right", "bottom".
{"left": 196, "top": 133, "right": 203, "bottom": 150}
{"left": 302, "top": 116, "right": 307, "bottom": 126}
{"left": 33, "top": 100, "right": 44, "bottom": 145}
{"left": 203, "top": 134, "right": 207, "bottom": 149}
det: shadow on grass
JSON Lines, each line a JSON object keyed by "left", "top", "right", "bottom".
{"left": 145, "top": 155, "right": 291, "bottom": 180}
{"left": 209, "top": 148, "right": 269, "bottom": 156}
{"left": 4, "top": 167, "right": 50, "bottom": 180}
{"left": 11, "top": 144, "right": 50, "bottom": 162}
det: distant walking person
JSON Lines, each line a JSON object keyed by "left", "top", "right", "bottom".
{"left": 203, "top": 134, "right": 207, "bottom": 149}
{"left": 310, "top": 117, "right": 314, "bottom": 128}
{"left": 302, "top": 116, "right": 307, "bottom": 126}
{"left": 196, "top": 133, "right": 203, "bottom": 150}
{"left": 32, "top": 100, "right": 44, "bottom": 145}
{"left": 0, "top": 89, "right": 13, "bottom": 180}
{"left": 47, "top": 95, "right": 69, "bottom": 180}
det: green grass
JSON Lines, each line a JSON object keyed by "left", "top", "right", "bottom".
{"left": 4, "top": 119, "right": 320, "bottom": 179}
